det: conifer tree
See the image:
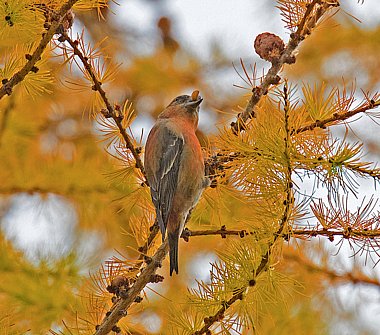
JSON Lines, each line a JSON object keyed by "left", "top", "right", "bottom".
{"left": 1, "top": 1, "right": 380, "bottom": 334}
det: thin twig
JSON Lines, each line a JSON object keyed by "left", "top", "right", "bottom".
{"left": 60, "top": 33, "right": 160, "bottom": 265}
{"left": 292, "top": 228, "right": 380, "bottom": 239}
{"left": 60, "top": 32, "right": 163, "bottom": 334}
{"left": 137, "top": 221, "right": 160, "bottom": 256}
{"left": 61, "top": 33, "right": 147, "bottom": 181}
{"left": 295, "top": 99, "right": 380, "bottom": 134}
{"left": 0, "top": 0, "right": 79, "bottom": 100}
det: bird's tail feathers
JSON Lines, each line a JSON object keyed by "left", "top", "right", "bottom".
{"left": 168, "top": 230, "right": 179, "bottom": 276}
{"left": 156, "top": 211, "right": 166, "bottom": 243}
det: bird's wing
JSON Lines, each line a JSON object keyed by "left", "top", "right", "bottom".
{"left": 149, "top": 127, "right": 184, "bottom": 240}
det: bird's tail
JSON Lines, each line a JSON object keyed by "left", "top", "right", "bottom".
{"left": 168, "top": 231, "right": 179, "bottom": 276}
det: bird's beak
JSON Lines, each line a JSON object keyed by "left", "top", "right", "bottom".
{"left": 186, "top": 97, "right": 203, "bottom": 108}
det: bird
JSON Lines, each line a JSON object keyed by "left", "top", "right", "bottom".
{"left": 144, "top": 91, "right": 209, "bottom": 275}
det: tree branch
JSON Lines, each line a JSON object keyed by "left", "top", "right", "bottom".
{"left": 94, "top": 241, "right": 169, "bottom": 335}
{"left": 180, "top": 226, "right": 247, "bottom": 241}
{"left": 57, "top": 32, "right": 162, "bottom": 275}
{"left": 137, "top": 221, "right": 160, "bottom": 256}
{"left": 61, "top": 33, "right": 147, "bottom": 182}
{"left": 58, "top": 33, "right": 164, "bottom": 334}
{"left": 181, "top": 227, "right": 380, "bottom": 241}
{"left": 209, "top": 95, "right": 380, "bottom": 185}
{"left": 58, "top": 33, "right": 163, "bottom": 289}
{"left": 193, "top": 84, "right": 294, "bottom": 335}
{"left": 0, "top": 0, "right": 79, "bottom": 100}
{"left": 295, "top": 98, "right": 380, "bottom": 134}
{"left": 291, "top": 227, "right": 380, "bottom": 240}
{"left": 58, "top": 33, "right": 167, "bottom": 335}
{"left": 232, "top": 0, "right": 339, "bottom": 134}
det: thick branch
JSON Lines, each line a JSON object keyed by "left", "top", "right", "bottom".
{"left": 61, "top": 33, "right": 147, "bottom": 181}
{"left": 233, "top": 0, "right": 338, "bottom": 133}
{"left": 0, "top": 0, "right": 79, "bottom": 100}
{"left": 94, "top": 241, "right": 169, "bottom": 335}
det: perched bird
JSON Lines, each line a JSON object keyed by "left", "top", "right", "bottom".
{"left": 144, "top": 91, "right": 209, "bottom": 275}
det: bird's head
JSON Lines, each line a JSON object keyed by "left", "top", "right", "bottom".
{"left": 159, "top": 91, "right": 203, "bottom": 128}
{"left": 168, "top": 93, "right": 203, "bottom": 111}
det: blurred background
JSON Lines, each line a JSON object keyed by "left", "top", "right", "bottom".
{"left": 1, "top": 0, "right": 380, "bottom": 333}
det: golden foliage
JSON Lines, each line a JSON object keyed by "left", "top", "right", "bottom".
{"left": 0, "top": 45, "right": 53, "bottom": 98}
{"left": 1, "top": 1, "right": 380, "bottom": 334}
{"left": 0, "top": 0, "right": 45, "bottom": 46}
{"left": 277, "top": 0, "right": 313, "bottom": 31}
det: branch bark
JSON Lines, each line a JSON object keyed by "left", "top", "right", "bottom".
{"left": 295, "top": 98, "right": 380, "bottom": 134}
{"left": 61, "top": 33, "right": 147, "bottom": 181}
{"left": 94, "top": 241, "right": 169, "bottom": 335}
{"left": 181, "top": 227, "right": 380, "bottom": 241}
